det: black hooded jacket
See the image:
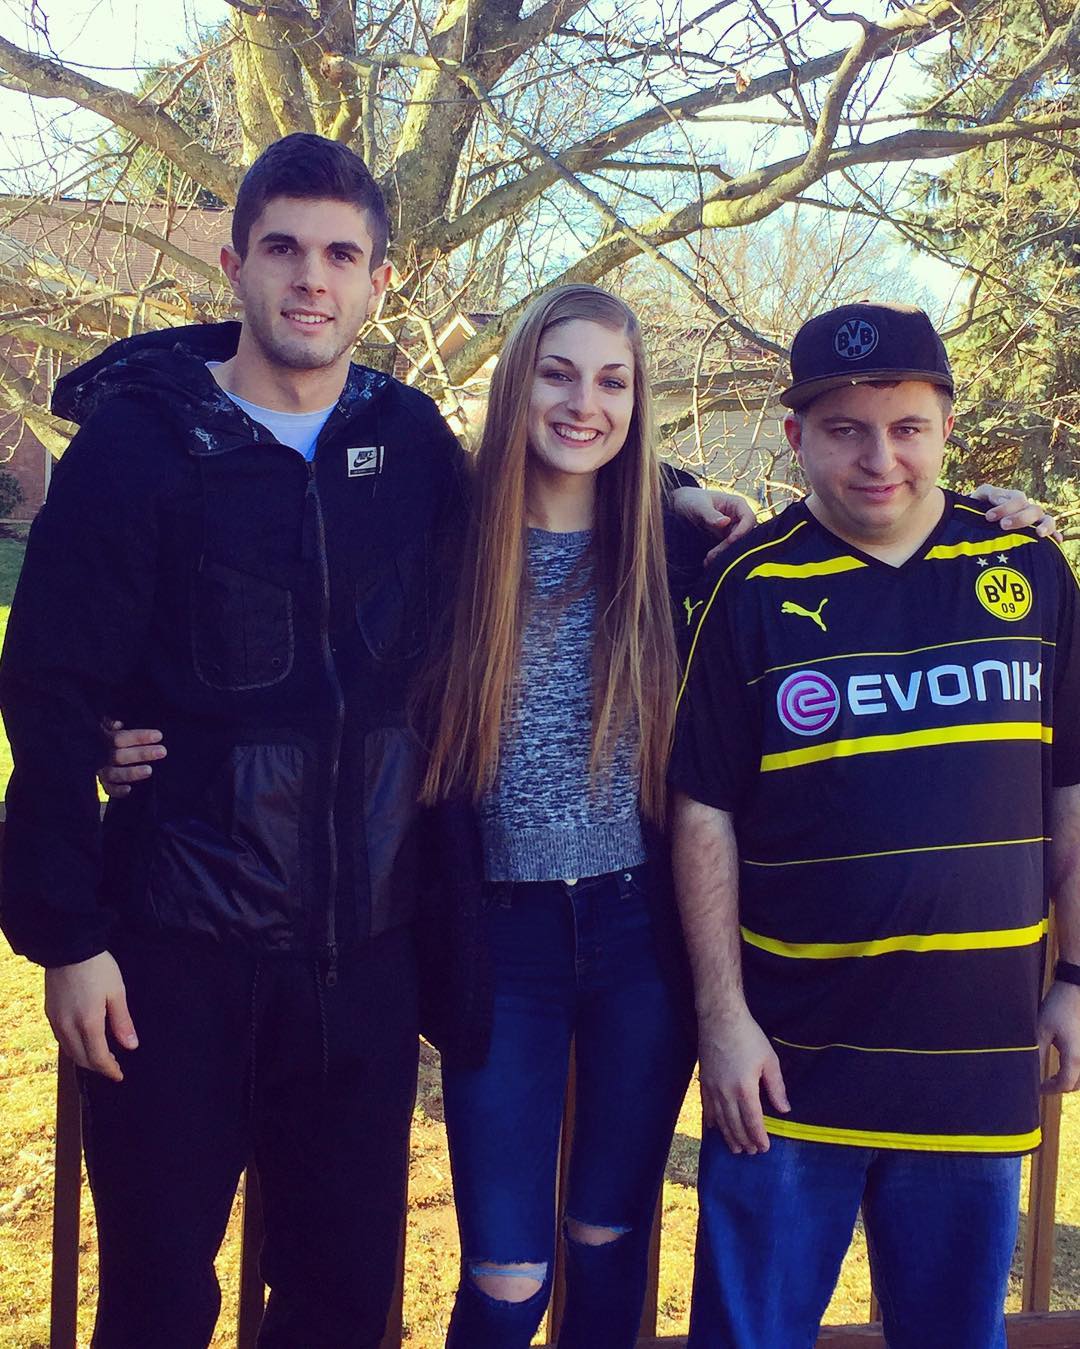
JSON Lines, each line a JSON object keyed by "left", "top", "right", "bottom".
{"left": 0, "top": 322, "right": 466, "bottom": 969}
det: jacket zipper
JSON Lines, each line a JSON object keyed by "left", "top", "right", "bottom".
{"left": 308, "top": 463, "right": 343, "bottom": 987}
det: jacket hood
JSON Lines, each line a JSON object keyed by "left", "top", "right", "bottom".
{"left": 52, "top": 321, "right": 393, "bottom": 456}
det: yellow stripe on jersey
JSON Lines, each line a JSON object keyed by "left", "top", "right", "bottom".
{"left": 740, "top": 917, "right": 1048, "bottom": 960}
{"left": 743, "top": 835, "right": 1049, "bottom": 869}
{"left": 749, "top": 634, "right": 1053, "bottom": 686}
{"left": 761, "top": 1115, "right": 1041, "bottom": 1154}
{"left": 746, "top": 556, "right": 866, "bottom": 581}
{"left": 773, "top": 1037, "right": 1039, "bottom": 1057}
{"left": 676, "top": 519, "right": 808, "bottom": 710}
{"left": 925, "top": 533, "right": 1037, "bottom": 560}
{"left": 759, "top": 721, "right": 1052, "bottom": 773}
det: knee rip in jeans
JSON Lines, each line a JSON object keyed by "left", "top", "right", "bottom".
{"left": 564, "top": 1217, "right": 631, "bottom": 1246}
{"left": 467, "top": 1260, "right": 548, "bottom": 1304}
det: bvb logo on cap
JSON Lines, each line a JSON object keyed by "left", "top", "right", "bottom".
{"left": 834, "top": 318, "right": 879, "bottom": 361}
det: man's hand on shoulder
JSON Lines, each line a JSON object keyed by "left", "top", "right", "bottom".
{"left": 972, "top": 483, "right": 1061, "bottom": 540}
{"left": 45, "top": 951, "right": 139, "bottom": 1082}
{"left": 698, "top": 1006, "right": 790, "bottom": 1155}
{"left": 670, "top": 487, "right": 757, "bottom": 563}
{"left": 1039, "top": 981, "right": 1080, "bottom": 1094}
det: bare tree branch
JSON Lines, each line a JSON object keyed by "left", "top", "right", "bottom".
{"left": 1, "top": 0, "right": 1076, "bottom": 495}
{"left": 0, "top": 37, "right": 240, "bottom": 202}
{"left": 0, "top": 349, "right": 75, "bottom": 454}
{"left": 444, "top": 101, "right": 1080, "bottom": 384}
{"left": 441, "top": 56, "right": 788, "bottom": 357}
{"left": 0, "top": 320, "right": 106, "bottom": 360}
{"left": 415, "top": 11, "right": 959, "bottom": 256}
{"left": 985, "top": 0, "right": 1080, "bottom": 121}
{"left": 0, "top": 197, "right": 223, "bottom": 287}
{"left": 221, "top": 0, "right": 317, "bottom": 25}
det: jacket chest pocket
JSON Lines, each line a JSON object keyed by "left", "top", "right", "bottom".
{"left": 355, "top": 544, "right": 429, "bottom": 664}
{"left": 191, "top": 561, "right": 295, "bottom": 691}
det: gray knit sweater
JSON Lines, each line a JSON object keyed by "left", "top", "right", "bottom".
{"left": 478, "top": 528, "right": 646, "bottom": 882}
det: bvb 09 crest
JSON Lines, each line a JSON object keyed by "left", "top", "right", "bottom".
{"left": 976, "top": 566, "right": 1033, "bottom": 622}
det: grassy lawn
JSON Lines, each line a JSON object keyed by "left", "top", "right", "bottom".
{"left": 0, "top": 537, "right": 26, "bottom": 609}
{"left": 0, "top": 537, "right": 24, "bottom": 790}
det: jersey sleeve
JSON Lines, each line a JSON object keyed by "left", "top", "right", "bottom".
{"left": 669, "top": 568, "right": 760, "bottom": 812}
{"left": 1051, "top": 543, "right": 1080, "bottom": 787}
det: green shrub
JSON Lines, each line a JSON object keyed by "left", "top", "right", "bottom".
{"left": 0, "top": 469, "right": 25, "bottom": 519}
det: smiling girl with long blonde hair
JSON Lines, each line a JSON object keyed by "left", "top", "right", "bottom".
{"left": 419, "top": 284, "right": 705, "bottom": 1349}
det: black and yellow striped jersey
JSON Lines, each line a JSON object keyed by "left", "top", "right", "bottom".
{"left": 671, "top": 493, "right": 1080, "bottom": 1154}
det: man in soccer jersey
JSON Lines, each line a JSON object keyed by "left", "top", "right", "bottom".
{"left": 670, "top": 301, "right": 1080, "bottom": 1349}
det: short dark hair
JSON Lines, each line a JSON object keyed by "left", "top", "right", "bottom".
{"left": 232, "top": 133, "right": 389, "bottom": 268}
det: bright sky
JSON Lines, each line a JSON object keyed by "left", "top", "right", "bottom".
{"left": 0, "top": 0, "right": 968, "bottom": 317}
{"left": 0, "top": 0, "right": 224, "bottom": 79}
{"left": 0, "top": 0, "right": 227, "bottom": 183}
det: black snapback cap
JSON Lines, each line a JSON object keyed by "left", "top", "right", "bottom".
{"left": 780, "top": 301, "right": 954, "bottom": 410}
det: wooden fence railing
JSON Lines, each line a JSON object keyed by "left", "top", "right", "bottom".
{"left": 45, "top": 1048, "right": 1080, "bottom": 1349}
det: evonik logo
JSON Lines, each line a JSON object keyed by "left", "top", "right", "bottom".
{"left": 776, "top": 659, "right": 1042, "bottom": 737}
{"left": 776, "top": 671, "right": 841, "bottom": 736}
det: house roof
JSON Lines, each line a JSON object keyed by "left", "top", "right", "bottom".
{"left": 0, "top": 196, "right": 231, "bottom": 305}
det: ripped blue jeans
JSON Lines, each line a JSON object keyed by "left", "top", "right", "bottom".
{"left": 441, "top": 866, "right": 695, "bottom": 1349}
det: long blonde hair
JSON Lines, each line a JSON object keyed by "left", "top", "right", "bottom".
{"left": 420, "top": 284, "right": 677, "bottom": 822}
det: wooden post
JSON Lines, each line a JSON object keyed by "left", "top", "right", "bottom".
{"left": 547, "top": 1053, "right": 577, "bottom": 1341}
{"left": 378, "top": 1200, "right": 409, "bottom": 1349}
{"left": 858, "top": 1201, "right": 881, "bottom": 1326}
{"left": 637, "top": 1187, "right": 664, "bottom": 1340}
{"left": 49, "top": 1052, "right": 82, "bottom": 1349}
{"left": 1023, "top": 1090, "right": 1064, "bottom": 1313}
{"left": 549, "top": 1054, "right": 664, "bottom": 1341}
{"left": 237, "top": 1167, "right": 265, "bottom": 1348}
{"left": 1022, "top": 922, "right": 1063, "bottom": 1314}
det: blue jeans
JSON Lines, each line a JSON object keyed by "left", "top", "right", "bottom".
{"left": 690, "top": 1130, "right": 1022, "bottom": 1349}
{"left": 441, "top": 866, "right": 694, "bottom": 1349}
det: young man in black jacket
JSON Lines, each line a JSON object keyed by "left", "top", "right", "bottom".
{"left": 0, "top": 134, "right": 465, "bottom": 1348}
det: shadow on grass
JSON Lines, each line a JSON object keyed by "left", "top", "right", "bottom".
{"left": 417, "top": 1038, "right": 445, "bottom": 1123}
{"left": 667, "top": 1131, "right": 700, "bottom": 1188}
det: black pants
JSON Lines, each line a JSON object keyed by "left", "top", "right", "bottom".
{"left": 79, "top": 926, "right": 419, "bottom": 1349}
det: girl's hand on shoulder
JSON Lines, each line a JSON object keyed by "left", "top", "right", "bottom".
{"left": 670, "top": 487, "right": 757, "bottom": 565}
{"left": 972, "top": 484, "right": 1061, "bottom": 541}
{"left": 99, "top": 719, "right": 167, "bottom": 798}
